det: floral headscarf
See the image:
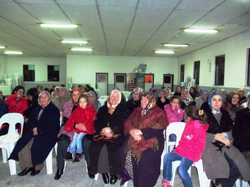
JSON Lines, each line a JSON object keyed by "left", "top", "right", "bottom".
{"left": 38, "top": 91, "right": 51, "bottom": 108}
{"left": 181, "top": 87, "right": 193, "bottom": 105}
{"left": 141, "top": 92, "right": 156, "bottom": 118}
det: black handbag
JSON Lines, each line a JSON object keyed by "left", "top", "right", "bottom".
{"left": 213, "top": 140, "right": 229, "bottom": 152}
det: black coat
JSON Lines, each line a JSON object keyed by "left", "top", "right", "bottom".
{"left": 233, "top": 108, "right": 250, "bottom": 152}
{"left": 9, "top": 102, "right": 60, "bottom": 166}
{"left": 89, "top": 103, "right": 130, "bottom": 176}
{"left": 126, "top": 98, "right": 141, "bottom": 114}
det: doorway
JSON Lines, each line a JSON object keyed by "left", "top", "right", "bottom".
{"left": 163, "top": 74, "right": 174, "bottom": 91}
{"left": 96, "top": 73, "right": 108, "bottom": 97}
{"left": 114, "top": 73, "right": 126, "bottom": 91}
{"left": 144, "top": 74, "right": 154, "bottom": 92}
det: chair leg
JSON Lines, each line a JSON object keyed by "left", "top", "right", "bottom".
{"left": 124, "top": 181, "right": 128, "bottom": 187}
{"left": 2, "top": 148, "right": 7, "bottom": 163}
{"left": 46, "top": 150, "right": 53, "bottom": 174}
{"left": 94, "top": 173, "right": 99, "bottom": 180}
{"left": 8, "top": 144, "right": 16, "bottom": 175}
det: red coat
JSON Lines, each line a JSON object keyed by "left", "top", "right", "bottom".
{"left": 175, "top": 120, "right": 209, "bottom": 162}
{"left": 64, "top": 103, "right": 96, "bottom": 134}
{"left": 4, "top": 94, "right": 28, "bottom": 114}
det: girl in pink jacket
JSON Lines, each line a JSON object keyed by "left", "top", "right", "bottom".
{"left": 162, "top": 106, "right": 209, "bottom": 187}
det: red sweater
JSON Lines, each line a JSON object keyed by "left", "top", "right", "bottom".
{"left": 4, "top": 94, "right": 28, "bottom": 114}
{"left": 64, "top": 103, "right": 96, "bottom": 134}
{"left": 175, "top": 120, "right": 209, "bottom": 162}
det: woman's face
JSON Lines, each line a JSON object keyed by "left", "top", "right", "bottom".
{"left": 181, "top": 90, "right": 189, "bottom": 100}
{"left": 132, "top": 91, "right": 139, "bottom": 100}
{"left": 80, "top": 87, "right": 85, "bottom": 94}
{"left": 165, "top": 89, "right": 170, "bottom": 97}
{"left": 72, "top": 91, "right": 80, "bottom": 103}
{"left": 88, "top": 93, "right": 95, "bottom": 103}
{"left": 211, "top": 95, "right": 223, "bottom": 110}
{"left": 176, "top": 87, "right": 181, "bottom": 93}
{"left": 28, "top": 95, "right": 33, "bottom": 101}
{"left": 158, "top": 91, "right": 164, "bottom": 98}
{"left": 141, "top": 96, "right": 149, "bottom": 109}
{"left": 53, "top": 89, "right": 58, "bottom": 96}
{"left": 171, "top": 98, "right": 180, "bottom": 109}
{"left": 201, "top": 93, "right": 208, "bottom": 100}
{"left": 15, "top": 89, "right": 24, "bottom": 97}
{"left": 39, "top": 93, "right": 49, "bottom": 106}
{"left": 238, "top": 90, "right": 244, "bottom": 98}
{"left": 231, "top": 94, "right": 239, "bottom": 105}
{"left": 189, "top": 88, "right": 194, "bottom": 93}
{"left": 110, "top": 91, "right": 120, "bottom": 105}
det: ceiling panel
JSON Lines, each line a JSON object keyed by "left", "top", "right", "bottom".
{"left": 138, "top": 0, "right": 180, "bottom": 10}
{"left": 177, "top": 0, "right": 224, "bottom": 11}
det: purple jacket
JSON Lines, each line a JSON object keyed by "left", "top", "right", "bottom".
{"left": 164, "top": 104, "right": 184, "bottom": 124}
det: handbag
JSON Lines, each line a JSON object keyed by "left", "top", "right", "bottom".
{"left": 93, "top": 134, "right": 120, "bottom": 145}
{"left": 212, "top": 140, "right": 229, "bottom": 152}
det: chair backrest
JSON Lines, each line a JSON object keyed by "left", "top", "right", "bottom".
{"left": 99, "top": 95, "right": 109, "bottom": 100}
{"left": 98, "top": 99, "right": 106, "bottom": 106}
{"left": 0, "top": 113, "right": 24, "bottom": 136}
{"left": 121, "top": 91, "right": 131, "bottom": 100}
{"left": 166, "top": 122, "right": 186, "bottom": 151}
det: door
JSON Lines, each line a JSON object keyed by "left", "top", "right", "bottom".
{"left": 163, "top": 74, "right": 174, "bottom": 91}
{"left": 144, "top": 74, "right": 154, "bottom": 92}
{"left": 96, "top": 73, "right": 108, "bottom": 97}
{"left": 114, "top": 73, "right": 126, "bottom": 91}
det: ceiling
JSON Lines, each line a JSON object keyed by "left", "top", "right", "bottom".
{"left": 0, "top": 0, "right": 250, "bottom": 58}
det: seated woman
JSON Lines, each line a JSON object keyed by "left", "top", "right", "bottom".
{"left": 189, "top": 86, "right": 199, "bottom": 100}
{"left": 180, "top": 87, "right": 196, "bottom": 110}
{"left": 222, "top": 91, "right": 243, "bottom": 122}
{"left": 201, "top": 90, "right": 250, "bottom": 187}
{"left": 164, "top": 87, "right": 172, "bottom": 99}
{"left": 195, "top": 88, "right": 209, "bottom": 109}
{"left": 156, "top": 89, "right": 170, "bottom": 110}
{"left": 88, "top": 90, "right": 130, "bottom": 185}
{"left": 87, "top": 91, "right": 101, "bottom": 112}
{"left": 126, "top": 87, "right": 143, "bottom": 113}
{"left": 233, "top": 97, "right": 250, "bottom": 185}
{"left": 173, "top": 86, "right": 181, "bottom": 97}
{"left": 9, "top": 91, "right": 60, "bottom": 176}
{"left": 120, "top": 93, "right": 168, "bottom": 187}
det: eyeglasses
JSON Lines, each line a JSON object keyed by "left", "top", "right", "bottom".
{"left": 39, "top": 96, "right": 49, "bottom": 99}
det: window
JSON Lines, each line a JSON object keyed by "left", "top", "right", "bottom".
{"left": 247, "top": 49, "right": 250, "bottom": 86}
{"left": 215, "top": 55, "right": 225, "bottom": 85}
{"left": 180, "top": 64, "right": 185, "bottom": 82}
{"left": 193, "top": 61, "right": 200, "bottom": 85}
{"left": 23, "top": 65, "right": 35, "bottom": 81}
{"left": 47, "top": 65, "right": 59, "bottom": 81}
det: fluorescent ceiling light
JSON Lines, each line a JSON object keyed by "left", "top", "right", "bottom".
{"left": 0, "top": 46, "right": 6, "bottom": 49}
{"left": 155, "top": 50, "right": 175, "bottom": 54}
{"left": 181, "top": 29, "right": 219, "bottom": 33}
{"left": 71, "top": 48, "right": 92, "bottom": 51}
{"left": 4, "top": 51, "right": 23, "bottom": 54}
{"left": 61, "top": 40, "right": 88, "bottom": 44}
{"left": 163, "top": 44, "right": 188, "bottom": 47}
{"left": 37, "top": 23, "right": 81, "bottom": 28}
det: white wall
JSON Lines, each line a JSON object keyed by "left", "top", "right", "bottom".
{"left": 178, "top": 30, "right": 250, "bottom": 89}
{"left": 0, "top": 55, "right": 7, "bottom": 79}
{"left": 66, "top": 55, "right": 178, "bottom": 88}
{"left": 6, "top": 57, "right": 66, "bottom": 82}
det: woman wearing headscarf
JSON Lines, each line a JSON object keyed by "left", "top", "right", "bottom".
{"left": 156, "top": 89, "right": 170, "bottom": 110}
{"left": 238, "top": 88, "right": 246, "bottom": 104}
{"left": 126, "top": 87, "right": 143, "bottom": 113}
{"left": 9, "top": 91, "right": 60, "bottom": 176}
{"left": 201, "top": 90, "right": 250, "bottom": 187}
{"left": 195, "top": 88, "right": 209, "bottom": 109}
{"left": 233, "top": 95, "right": 250, "bottom": 185}
{"left": 88, "top": 90, "right": 130, "bottom": 185}
{"left": 120, "top": 92, "right": 168, "bottom": 187}
{"left": 164, "top": 87, "right": 172, "bottom": 99}
{"left": 87, "top": 91, "right": 101, "bottom": 112}
{"left": 180, "top": 87, "right": 196, "bottom": 110}
{"left": 222, "top": 91, "right": 243, "bottom": 122}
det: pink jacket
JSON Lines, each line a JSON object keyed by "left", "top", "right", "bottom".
{"left": 175, "top": 120, "right": 209, "bottom": 162}
{"left": 164, "top": 104, "right": 183, "bottom": 124}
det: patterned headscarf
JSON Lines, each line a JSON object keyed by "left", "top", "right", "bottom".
{"left": 181, "top": 87, "right": 193, "bottom": 105}
{"left": 132, "top": 87, "right": 143, "bottom": 101}
{"left": 208, "top": 90, "right": 225, "bottom": 113}
{"left": 141, "top": 92, "right": 156, "bottom": 118}
{"left": 38, "top": 91, "right": 51, "bottom": 107}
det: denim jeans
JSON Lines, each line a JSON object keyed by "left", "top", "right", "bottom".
{"left": 163, "top": 151, "right": 194, "bottom": 187}
{"left": 169, "top": 134, "right": 176, "bottom": 141}
{"left": 69, "top": 132, "right": 86, "bottom": 154}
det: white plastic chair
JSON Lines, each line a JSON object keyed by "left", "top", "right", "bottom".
{"left": 0, "top": 113, "right": 24, "bottom": 175}
{"left": 99, "top": 95, "right": 109, "bottom": 100}
{"left": 98, "top": 99, "right": 107, "bottom": 106}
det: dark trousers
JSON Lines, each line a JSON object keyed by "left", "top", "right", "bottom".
{"left": 216, "top": 152, "right": 241, "bottom": 187}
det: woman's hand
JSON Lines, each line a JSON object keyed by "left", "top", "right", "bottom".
{"left": 130, "top": 129, "right": 142, "bottom": 141}
{"left": 214, "top": 133, "right": 231, "bottom": 146}
{"left": 75, "top": 123, "right": 87, "bottom": 131}
{"left": 33, "top": 127, "right": 38, "bottom": 136}
{"left": 102, "top": 127, "right": 113, "bottom": 138}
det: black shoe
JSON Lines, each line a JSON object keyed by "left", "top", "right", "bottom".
{"left": 64, "top": 152, "right": 73, "bottom": 161}
{"left": 73, "top": 153, "right": 83, "bottom": 163}
{"left": 110, "top": 175, "right": 117, "bottom": 185}
{"left": 88, "top": 172, "right": 95, "bottom": 179}
{"left": 30, "top": 169, "right": 41, "bottom": 176}
{"left": 54, "top": 169, "right": 63, "bottom": 180}
{"left": 18, "top": 167, "right": 34, "bottom": 176}
{"left": 102, "top": 173, "right": 109, "bottom": 184}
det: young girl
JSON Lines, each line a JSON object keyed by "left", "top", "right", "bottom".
{"left": 63, "top": 94, "right": 96, "bottom": 162}
{"left": 164, "top": 95, "right": 184, "bottom": 141}
{"left": 162, "top": 106, "right": 209, "bottom": 187}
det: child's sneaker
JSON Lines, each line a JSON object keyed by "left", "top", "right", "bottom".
{"left": 162, "top": 179, "right": 172, "bottom": 187}
{"left": 64, "top": 152, "right": 73, "bottom": 161}
{"left": 73, "top": 153, "right": 83, "bottom": 163}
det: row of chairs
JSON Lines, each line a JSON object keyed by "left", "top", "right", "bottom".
{"left": 163, "top": 122, "right": 249, "bottom": 187}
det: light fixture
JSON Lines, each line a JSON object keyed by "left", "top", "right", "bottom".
{"left": 4, "top": 51, "right": 23, "bottom": 54}
{"left": 71, "top": 48, "right": 92, "bottom": 51}
{"left": 181, "top": 28, "right": 219, "bottom": 33}
{"left": 0, "top": 46, "right": 6, "bottom": 49}
{"left": 155, "top": 50, "right": 175, "bottom": 54}
{"left": 37, "top": 23, "right": 81, "bottom": 28}
{"left": 61, "top": 40, "right": 88, "bottom": 44}
{"left": 163, "top": 44, "right": 189, "bottom": 47}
